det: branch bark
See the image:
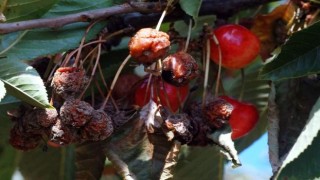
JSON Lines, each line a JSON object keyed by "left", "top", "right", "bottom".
{"left": 0, "top": 0, "right": 277, "bottom": 34}
{"left": 0, "top": 2, "right": 164, "bottom": 34}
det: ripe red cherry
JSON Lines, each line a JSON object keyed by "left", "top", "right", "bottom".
{"left": 220, "top": 96, "right": 259, "bottom": 139}
{"left": 210, "top": 24, "right": 260, "bottom": 69}
{"left": 134, "top": 77, "right": 189, "bottom": 112}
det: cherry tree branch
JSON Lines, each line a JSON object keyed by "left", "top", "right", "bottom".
{"left": 0, "top": 0, "right": 277, "bottom": 34}
{"left": 0, "top": 2, "right": 164, "bottom": 34}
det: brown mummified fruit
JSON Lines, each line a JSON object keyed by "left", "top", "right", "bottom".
{"left": 52, "top": 67, "right": 89, "bottom": 99}
{"left": 203, "top": 98, "right": 234, "bottom": 129}
{"left": 129, "top": 28, "right": 170, "bottom": 64}
{"left": 9, "top": 124, "right": 41, "bottom": 151}
{"left": 162, "top": 51, "right": 199, "bottom": 86}
{"left": 60, "top": 99, "right": 94, "bottom": 127}
{"left": 51, "top": 119, "right": 80, "bottom": 145}
{"left": 81, "top": 110, "right": 114, "bottom": 141}
{"left": 164, "top": 113, "right": 193, "bottom": 144}
{"left": 34, "top": 108, "right": 58, "bottom": 128}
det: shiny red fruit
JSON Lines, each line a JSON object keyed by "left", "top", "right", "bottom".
{"left": 220, "top": 96, "right": 259, "bottom": 139}
{"left": 210, "top": 24, "right": 260, "bottom": 69}
{"left": 134, "top": 77, "right": 189, "bottom": 112}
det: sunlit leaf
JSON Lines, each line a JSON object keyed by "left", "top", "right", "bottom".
{"left": 251, "top": 4, "right": 294, "bottom": 60}
{"left": 0, "top": 59, "right": 51, "bottom": 108}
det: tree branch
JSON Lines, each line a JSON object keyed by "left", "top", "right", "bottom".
{"left": 0, "top": 2, "right": 164, "bottom": 34}
{"left": 0, "top": 0, "right": 277, "bottom": 34}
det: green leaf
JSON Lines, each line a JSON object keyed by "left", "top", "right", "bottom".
{"left": 260, "top": 21, "right": 320, "bottom": 81}
{"left": 75, "top": 141, "right": 106, "bottom": 179}
{"left": 276, "top": 97, "right": 320, "bottom": 179}
{"left": 0, "top": 0, "right": 111, "bottom": 62}
{"left": 0, "top": 0, "right": 58, "bottom": 22}
{"left": 174, "top": 147, "right": 224, "bottom": 180}
{"left": 0, "top": 97, "right": 20, "bottom": 180}
{"left": 179, "top": 0, "right": 203, "bottom": 21}
{"left": 19, "top": 147, "right": 75, "bottom": 180}
{"left": 0, "top": 80, "right": 5, "bottom": 101}
{"left": 42, "top": 0, "right": 113, "bottom": 18}
{"left": 0, "top": 22, "right": 105, "bottom": 62}
{"left": 0, "top": 59, "right": 51, "bottom": 108}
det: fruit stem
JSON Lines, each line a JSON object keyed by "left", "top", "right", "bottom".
{"left": 100, "top": 54, "right": 131, "bottom": 110}
{"left": 74, "top": 20, "right": 100, "bottom": 67}
{"left": 155, "top": 0, "right": 174, "bottom": 31}
{"left": 213, "top": 34, "right": 222, "bottom": 97}
{"left": 97, "top": 63, "right": 119, "bottom": 112}
{"left": 184, "top": 18, "right": 192, "bottom": 52}
{"left": 239, "top": 68, "right": 245, "bottom": 101}
{"left": 79, "top": 36, "right": 103, "bottom": 100}
{"left": 202, "top": 38, "right": 211, "bottom": 108}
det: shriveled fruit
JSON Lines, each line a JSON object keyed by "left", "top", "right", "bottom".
{"left": 162, "top": 51, "right": 199, "bottom": 86}
{"left": 164, "top": 113, "right": 193, "bottom": 144}
{"left": 203, "top": 98, "right": 234, "bottom": 129}
{"left": 210, "top": 24, "right": 260, "bottom": 69}
{"left": 220, "top": 96, "right": 259, "bottom": 139}
{"left": 34, "top": 108, "right": 58, "bottom": 128}
{"left": 9, "top": 124, "right": 41, "bottom": 151}
{"left": 52, "top": 67, "right": 89, "bottom": 98}
{"left": 134, "top": 77, "right": 189, "bottom": 112}
{"left": 129, "top": 28, "right": 170, "bottom": 64}
{"left": 51, "top": 119, "right": 79, "bottom": 145}
{"left": 81, "top": 110, "right": 113, "bottom": 141}
{"left": 60, "top": 99, "right": 94, "bottom": 127}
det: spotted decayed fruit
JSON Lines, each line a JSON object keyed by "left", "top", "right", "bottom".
{"left": 203, "top": 98, "right": 234, "bottom": 129}
{"left": 129, "top": 28, "right": 170, "bottom": 64}
{"left": 162, "top": 51, "right": 199, "bottom": 86}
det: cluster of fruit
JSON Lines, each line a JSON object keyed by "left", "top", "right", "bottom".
{"left": 9, "top": 67, "right": 114, "bottom": 150}
{"left": 8, "top": 24, "right": 260, "bottom": 152}
{"left": 129, "top": 24, "right": 260, "bottom": 142}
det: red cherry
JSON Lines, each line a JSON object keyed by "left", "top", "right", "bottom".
{"left": 210, "top": 24, "right": 260, "bottom": 69}
{"left": 134, "top": 77, "right": 189, "bottom": 112}
{"left": 220, "top": 96, "right": 259, "bottom": 139}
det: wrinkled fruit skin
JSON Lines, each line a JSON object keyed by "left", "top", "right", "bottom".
{"left": 210, "top": 24, "right": 260, "bottom": 69}
{"left": 203, "top": 98, "right": 233, "bottom": 129}
{"left": 52, "top": 67, "right": 89, "bottom": 98}
{"left": 162, "top": 51, "right": 199, "bottom": 86}
{"left": 60, "top": 99, "right": 94, "bottom": 127}
{"left": 220, "top": 96, "right": 259, "bottom": 139}
{"left": 51, "top": 119, "right": 79, "bottom": 145}
{"left": 34, "top": 108, "right": 58, "bottom": 128}
{"left": 9, "top": 125, "right": 41, "bottom": 151}
{"left": 164, "top": 113, "right": 193, "bottom": 144}
{"left": 134, "top": 77, "right": 189, "bottom": 112}
{"left": 129, "top": 28, "right": 170, "bottom": 64}
{"left": 82, "top": 110, "right": 114, "bottom": 141}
